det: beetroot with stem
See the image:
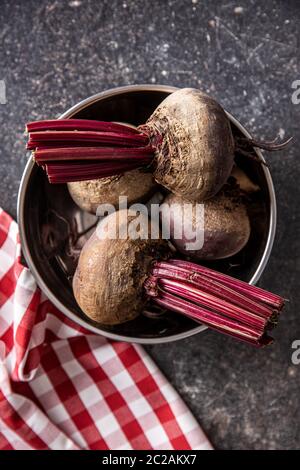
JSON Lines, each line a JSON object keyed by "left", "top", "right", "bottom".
{"left": 26, "top": 88, "right": 290, "bottom": 202}
{"left": 73, "top": 209, "right": 285, "bottom": 347}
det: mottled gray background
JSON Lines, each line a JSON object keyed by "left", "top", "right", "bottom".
{"left": 0, "top": 0, "right": 299, "bottom": 450}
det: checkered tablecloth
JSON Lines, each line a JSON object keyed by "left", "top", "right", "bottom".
{"left": 0, "top": 208, "right": 212, "bottom": 450}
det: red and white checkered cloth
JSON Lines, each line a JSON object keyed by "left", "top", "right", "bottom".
{"left": 0, "top": 208, "right": 212, "bottom": 450}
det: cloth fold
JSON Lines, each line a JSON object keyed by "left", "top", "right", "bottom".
{"left": 0, "top": 208, "right": 212, "bottom": 450}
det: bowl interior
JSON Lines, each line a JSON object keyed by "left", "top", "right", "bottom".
{"left": 20, "top": 88, "right": 272, "bottom": 341}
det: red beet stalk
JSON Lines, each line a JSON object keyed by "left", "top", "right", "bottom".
{"left": 45, "top": 160, "right": 152, "bottom": 183}
{"left": 144, "top": 259, "right": 285, "bottom": 347}
{"left": 33, "top": 146, "right": 154, "bottom": 163}
{"left": 26, "top": 119, "right": 140, "bottom": 134}
{"left": 168, "top": 259, "right": 285, "bottom": 310}
{"left": 27, "top": 130, "right": 149, "bottom": 150}
{"left": 151, "top": 262, "right": 278, "bottom": 319}
{"left": 26, "top": 119, "right": 154, "bottom": 183}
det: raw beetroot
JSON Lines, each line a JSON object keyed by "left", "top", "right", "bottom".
{"left": 160, "top": 190, "right": 251, "bottom": 260}
{"left": 73, "top": 209, "right": 169, "bottom": 324}
{"left": 140, "top": 88, "right": 235, "bottom": 201}
{"left": 68, "top": 169, "right": 156, "bottom": 214}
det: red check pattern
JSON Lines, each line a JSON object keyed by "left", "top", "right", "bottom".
{"left": 0, "top": 208, "right": 212, "bottom": 450}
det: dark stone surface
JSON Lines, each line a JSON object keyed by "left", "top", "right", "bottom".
{"left": 0, "top": 0, "right": 299, "bottom": 450}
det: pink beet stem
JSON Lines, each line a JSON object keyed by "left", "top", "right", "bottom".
{"left": 30, "top": 142, "right": 113, "bottom": 150}
{"left": 45, "top": 159, "right": 150, "bottom": 172}
{"left": 144, "top": 259, "right": 285, "bottom": 347}
{"left": 27, "top": 130, "right": 149, "bottom": 149}
{"left": 33, "top": 146, "right": 154, "bottom": 163}
{"left": 152, "top": 262, "right": 275, "bottom": 320}
{"left": 157, "top": 277, "right": 268, "bottom": 331}
{"left": 169, "top": 259, "right": 285, "bottom": 311}
{"left": 45, "top": 160, "right": 150, "bottom": 183}
{"left": 151, "top": 289, "right": 269, "bottom": 345}
{"left": 26, "top": 119, "right": 154, "bottom": 184}
{"left": 26, "top": 119, "right": 140, "bottom": 135}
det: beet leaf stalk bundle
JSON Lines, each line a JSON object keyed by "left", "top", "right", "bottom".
{"left": 144, "top": 259, "right": 284, "bottom": 347}
{"left": 26, "top": 88, "right": 290, "bottom": 202}
{"left": 26, "top": 119, "right": 154, "bottom": 184}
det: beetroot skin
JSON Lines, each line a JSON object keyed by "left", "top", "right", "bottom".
{"left": 140, "top": 88, "right": 235, "bottom": 202}
{"left": 68, "top": 169, "right": 156, "bottom": 214}
{"left": 161, "top": 191, "right": 250, "bottom": 260}
{"left": 72, "top": 210, "right": 169, "bottom": 324}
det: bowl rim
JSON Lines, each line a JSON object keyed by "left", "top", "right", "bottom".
{"left": 17, "top": 84, "right": 277, "bottom": 344}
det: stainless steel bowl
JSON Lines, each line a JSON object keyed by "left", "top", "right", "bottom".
{"left": 17, "top": 85, "right": 276, "bottom": 343}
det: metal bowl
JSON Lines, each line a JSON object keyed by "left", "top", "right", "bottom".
{"left": 17, "top": 85, "right": 276, "bottom": 343}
